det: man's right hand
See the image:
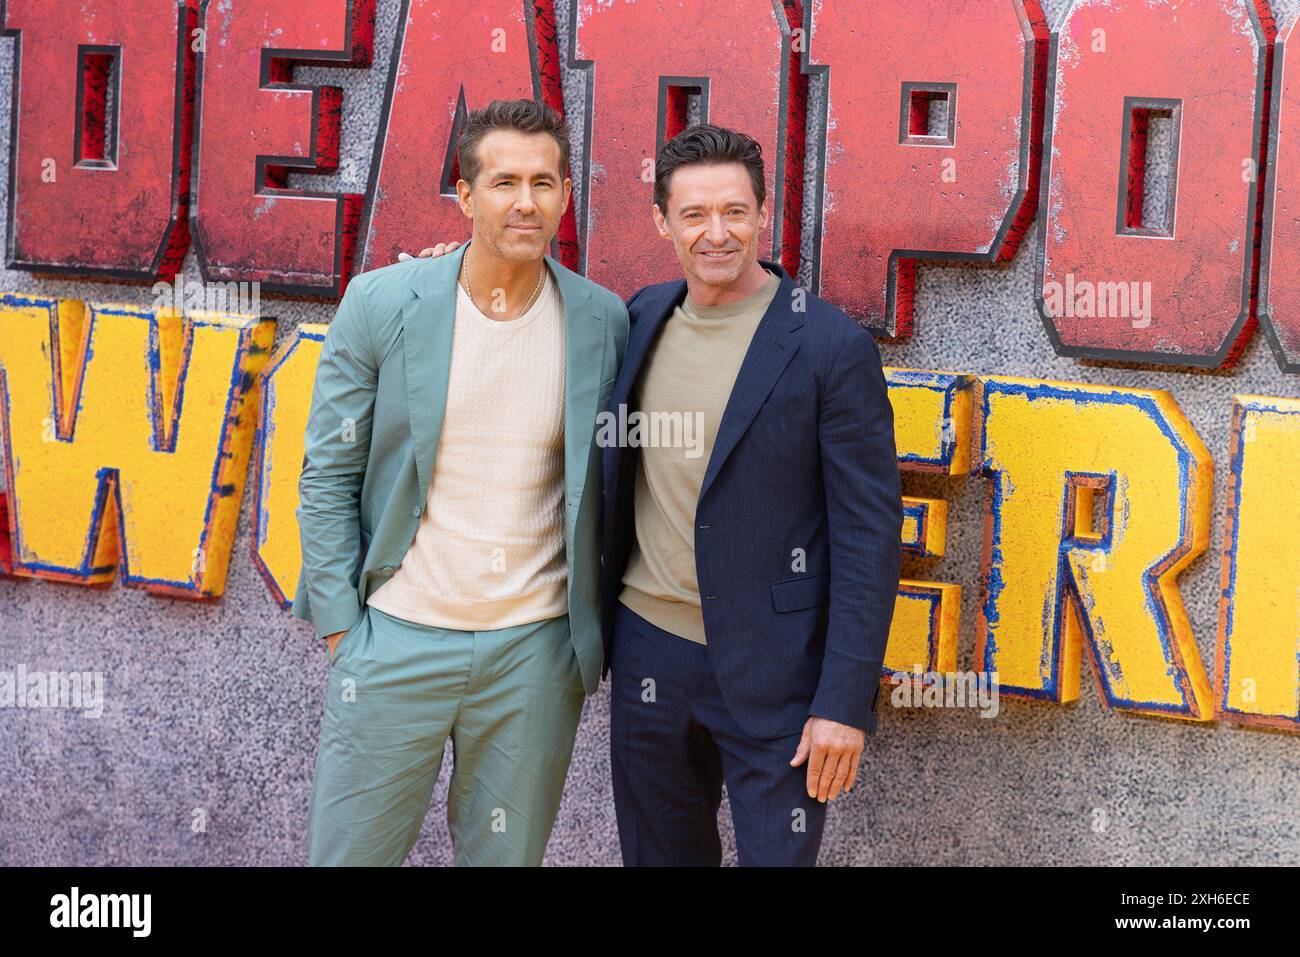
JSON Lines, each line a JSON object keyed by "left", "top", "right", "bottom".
{"left": 396, "top": 241, "right": 460, "bottom": 262}
{"left": 324, "top": 630, "right": 346, "bottom": 659}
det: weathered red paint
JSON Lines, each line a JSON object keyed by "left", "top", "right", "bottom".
{"left": 805, "top": 0, "right": 1047, "bottom": 337}
{"left": 4, "top": 0, "right": 1300, "bottom": 381}
{"left": 191, "top": 0, "right": 375, "bottom": 298}
{"left": 572, "top": 0, "right": 803, "bottom": 297}
{"left": 1, "top": 0, "right": 196, "bottom": 281}
{"left": 1258, "top": 9, "right": 1300, "bottom": 373}
{"left": 1036, "top": 0, "right": 1273, "bottom": 368}
{"left": 358, "top": 1, "right": 573, "bottom": 273}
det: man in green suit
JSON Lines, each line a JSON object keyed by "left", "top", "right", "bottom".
{"left": 291, "top": 99, "right": 628, "bottom": 866}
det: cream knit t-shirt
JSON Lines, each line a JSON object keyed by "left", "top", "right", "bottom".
{"left": 366, "top": 269, "right": 568, "bottom": 630}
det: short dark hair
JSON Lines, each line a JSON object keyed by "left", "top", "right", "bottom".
{"left": 653, "top": 123, "right": 766, "bottom": 214}
{"left": 456, "top": 98, "right": 571, "bottom": 187}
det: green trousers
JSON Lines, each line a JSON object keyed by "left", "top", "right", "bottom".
{"left": 307, "top": 603, "right": 585, "bottom": 866}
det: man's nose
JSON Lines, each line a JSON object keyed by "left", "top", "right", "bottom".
{"left": 705, "top": 213, "right": 728, "bottom": 245}
{"left": 515, "top": 186, "right": 538, "bottom": 214}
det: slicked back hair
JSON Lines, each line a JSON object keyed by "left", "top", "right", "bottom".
{"left": 456, "top": 98, "right": 571, "bottom": 187}
{"left": 653, "top": 123, "right": 766, "bottom": 214}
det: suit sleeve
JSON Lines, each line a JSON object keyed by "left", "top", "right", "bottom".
{"left": 809, "top": 325, "right": 902, "bottom": 734}
{"left": 290, "top": 280, "right": 378, "bottom": 640}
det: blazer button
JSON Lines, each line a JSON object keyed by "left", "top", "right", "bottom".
{"left": 381, "top": 566, "right": 395, "bottom": 575}
{"left": 411, "top": 505, "right": 422, "bottom": 517}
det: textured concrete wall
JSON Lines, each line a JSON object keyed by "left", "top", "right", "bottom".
{"left": 0, "top": 0, "right": 1296, "bottom": 866}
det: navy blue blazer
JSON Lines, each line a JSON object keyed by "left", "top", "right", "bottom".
{"left": 600, "top": 261, "right": 903, "bottom": 739}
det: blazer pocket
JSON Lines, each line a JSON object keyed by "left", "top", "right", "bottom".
{"left": 770, "top": 573, "right": 829, "bottom": 613}
{"left": 760, "top": 389, "right": 812, "bottom": 419}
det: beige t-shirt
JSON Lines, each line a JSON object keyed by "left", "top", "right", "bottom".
{"left": 618, "top": 269, "right": 781, "bottom": 643}
{"left": 367, "top": 269, "right": 568, "bottom": 630}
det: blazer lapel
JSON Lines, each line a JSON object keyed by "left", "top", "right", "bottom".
{"left": 403, "top": 242, "right": 467, "bottom": 497}
{"left": 698, "top": 270, "right": 804, "bottom": 502}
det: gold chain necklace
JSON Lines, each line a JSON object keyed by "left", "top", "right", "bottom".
{"left": 461, "top": 250, "right": 546, "bottom": 317}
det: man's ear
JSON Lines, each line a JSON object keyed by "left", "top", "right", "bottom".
{"left": 562, "top": 177, "right": 573, "bottom": 216}
{"left": 652, "top": 203, "right": 670, "bottom": 240}
{"left": 456, "top": 179, "right": 473, "bottom": 219}
{"left": 758, "top": 198, "right": 769, "bottom": 232}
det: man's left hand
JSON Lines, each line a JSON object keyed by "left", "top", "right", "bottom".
{"left": 790, "top": 716, "right": 865, "bottom": 802}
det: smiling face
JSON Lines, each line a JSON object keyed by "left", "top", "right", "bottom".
{"left": 652, "top": 161, "right": 769, "bottom": 291}
{"left": 456, "top": 129, "right": 572, "bottom": 264}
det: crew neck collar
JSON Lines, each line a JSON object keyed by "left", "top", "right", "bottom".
{"left": 456, "top": 265, "right": 555, "bottom": 330}
{"left": 682, "top": 267, "right": 781, "bottom": 320}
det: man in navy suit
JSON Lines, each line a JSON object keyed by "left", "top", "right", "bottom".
{"left": 406, "top": 123, "right": 901, "bottom": 866}
{"left": 595, "top": 124, "right": 902, "bottom": 866}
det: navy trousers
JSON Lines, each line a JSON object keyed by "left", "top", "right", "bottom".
{"left": 609, "top": 603, "right": 827, "bottom": 866}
